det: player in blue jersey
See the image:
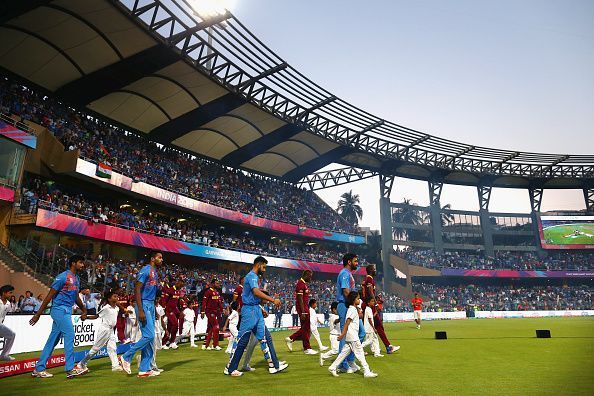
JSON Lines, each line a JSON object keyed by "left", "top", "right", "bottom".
{"left": 336, "top": 253, "right": 362, "bottom": 374}
{"left": 118, "top": 251, "right": 163, "bottom": 378}
{"left": 224, "top": 256, "right": 289, "bottom": 377}
{"left": 30, "top": 255, "right": 88, "bottom": 379}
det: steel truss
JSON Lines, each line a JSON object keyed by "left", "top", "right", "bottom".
{"left": 112, "top": 0, "right": 594, "bottom": 181}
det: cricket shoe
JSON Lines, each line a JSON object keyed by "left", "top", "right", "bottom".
{"left": 284, "top": 337, "right": 293, "bottom": 352}
{"left": 75, "top": 363, "right": 89, "bottom": 372}
{"left": 170, "top": 343, "right": 179, "bottom": 349}
{"left": 387, "top": 345, "right": 401, "bottom": 354}
{"left": 66, "top": 366, "right": 88, "bottom": 379}
{"left": 161, "top": 345, "right": 169, "bottom": 350}
{"left": 118, "top": 356, "right": 131, "bottom": 374}
{"left": 268, "top": 361, "right": 289, "bottom": 374}
{"left": 0, "top": 355, "right": 15, "bottom": 361}
{"left": 373, "top": 354, "right": 385, "bottom": 358}
{"left": 364, "top": 370, "right": 379, "bottom": 378}
{"left": 206, "top": 346, "right": 213, "bottom": 350}
{"left": 201, "top": 345, "right": 206, "bottom": 350}
{"left": 31, "top": 370, "right": 53, "bottom": 378}
{"left": 137, "top": 370, "right": 159, "bottom": 378}
{"left": 319, "top": 354, "right": 325, "bottom": 366}
{"left": 112, "top": 366, "right": 124, "bottom": 372}
{"left": 240, "top": 365, "right": 256, "bottom": 372}
{"left": 328, "top": 367, "right": 339, "bottom": 377}
{"left": 346, "top": 362, "right": 360, "bottom": 374}
{"left": 304, "top": 349, "right": 318, "bottom": 355}
{"left": 224, "top": 366, "right": 243, "bottom": 377}
{"left": 320, "top": 346, "right": 329, "bottom": 352}
{"left": 152, "top": 367, "right": 164, "bottom": 373}
{"left": 214, "top": 346, "right": 222, "bottom": 351}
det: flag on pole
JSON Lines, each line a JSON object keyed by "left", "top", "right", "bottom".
{"left": 96, "top": 162, "right": 112, "bottom": 179}
{"left": 100, "top": 144, "right": 110, "bottom": 157}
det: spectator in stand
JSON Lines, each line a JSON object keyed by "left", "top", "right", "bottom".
{"left": 0, "top": 78, "right": 359, "bottom": 235}
{"left": 21, "top": 291, "right": 36, "bottom": 313}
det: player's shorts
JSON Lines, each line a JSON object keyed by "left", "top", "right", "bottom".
{"left": 413, "top": 310, "right": 422, "bottom": 320}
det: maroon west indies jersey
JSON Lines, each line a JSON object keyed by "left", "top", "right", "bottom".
{"left": 202, "top": 287, "right": 223, "bottom": 314}
{"left": 233, "top": 284, "right": 243, "bottom": 310}
{"left": 295, "top": 278, "right": 309, "bottom": 314}
{"left": 361, "top": 275, "right": 376, "bottom": 302}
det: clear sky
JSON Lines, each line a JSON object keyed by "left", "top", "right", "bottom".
{"left": 230, "top": 0, "right": 594, "bottom": 230}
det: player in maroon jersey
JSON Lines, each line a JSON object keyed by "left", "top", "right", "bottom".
{"left": 362, "top": 264, "right": 400, "bottom": 354}
{"left": 232, "top": 275, "right": 244, "bottom": 313}
{"left": 115, "top": 290, "right": 129, "bottom": 343}
{"left": 161, "top": 279, "right": 184, "bottom": 349}
{"left": 202, "top": 278, "right": 224, "bottom": 350}
{"left": 286, "top": 270, "right": 317, "bottom": 355}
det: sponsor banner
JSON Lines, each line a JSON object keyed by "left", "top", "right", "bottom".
{"left": 0, "top": 185, "right": 15, "bottom": 203}
{"left": 35, "top": 209, "right": 366, "bottom": 275}
{"left": 2, "top": 314, "right": 99, "bottom": 355}
{"left": 441, "top": 268, "right": 594, "bottom": 278}
{"left": 474, "top": 310, "right": 594, "bottom": 319}
{"left": 0, "top": 120, "right": 36, "bottom": 149}
{"left": 0, "top": 354, "right": 64, "bottom": 378}
{"left": 75, "top": 158, "right": 364, "bottom": 244}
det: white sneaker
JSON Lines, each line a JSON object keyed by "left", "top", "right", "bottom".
{"left": 137, "top": 370, "right": 158, "bottom": 378}
{"left": 374, "top": 354, "right": 385, "bottom": 358}
{"left": 170, "top": 343, "right": 178, "bottom": 349}
{"left": 118, "top": 356, "right": 131, "bottom": 374}
{"left": 152, "top": 368, "right": 164, "bottom": 373}
{"left": 268, "top": 361, "right": 288, "bottom": 374}
{"left": 32, "top": 370, "right": 54, "bottom": 378}
{"left": 206, "top": 346, "right": 213, "bottom": 350}
{"left": 214, "top": 346, "right": 222, "bottom": 351}
{"left": 161, "top": 345, "right": 169, "bottom": 350}
{"left": 304, "top": 349, "right": 318, "bottom": 355}
{"left": 224, "top": 366, "right": 243, "bottom": 377}
{"left": 364, "top": 371, "right": 379, "bottom": 378}
{"left": 66, "top": 366, "right": 88, "bottom": 379}
{"left": 319, "top": 354, "right": 324, "bottom": 366}
{"left": 328, "top": 367, "right": 339, "bottom": 377}
{"left": 285, "top": 337, "right": 293, "bottom": 352}
{"left": 320, "top": 345, "right": 329, "bottom": 351}
{"left": 201, "top": 344, "right": 206, "bottom": 350}
{"left": 112, "top": 366, "right": 124, "bottom": 372}
{"left": 241, "top": 366, "right": 256, "bottom": 372}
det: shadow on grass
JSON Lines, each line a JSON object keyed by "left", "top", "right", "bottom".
{"left": 395, "top": 336, "right": 594, "bottom": 340}
{"left": 161, "top": 359, "right": 195, "bottom": 371}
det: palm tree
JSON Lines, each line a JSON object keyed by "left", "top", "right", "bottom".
{"left": 336, "top": 190, "right": 363, "bottom": 226}
{"left": 392, "top": 198, "right": 422, "bottom": 240}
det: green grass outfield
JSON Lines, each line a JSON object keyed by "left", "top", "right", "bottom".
{"left": 4, "top": 317, "right": 594, "bottom": 396}
{"left": 543, "top": 223, "right": 594, "bottom": 245}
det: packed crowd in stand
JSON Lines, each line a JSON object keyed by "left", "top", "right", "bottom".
{"left": 20, "top": 176, "right": 346, "bottom": 265}
{"left": 412, "top": 283, "right": 593, "bottom": 311}
{"left": 0, "top": 78, "right": 358, "bottom": 235}
{"left": 399, "top": 248, "right": 594, "bottom": 270}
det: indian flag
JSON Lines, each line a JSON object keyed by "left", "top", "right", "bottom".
{"left": 96, "top": 162, "right": 112, "bottom": 179}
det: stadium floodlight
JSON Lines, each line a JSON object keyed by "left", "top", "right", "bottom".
{"left": 188, "top": 0, "right": 235, "bottom": 19}
{"left": 188, "top": 0, "right": 235, "bottom": 70}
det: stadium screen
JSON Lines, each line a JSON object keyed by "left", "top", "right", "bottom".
{"left": 539, "top": 215, "right": 594, "bottom": 249}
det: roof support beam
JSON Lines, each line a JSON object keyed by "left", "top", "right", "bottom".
{"left": 295, "top": 96, "right": 336, "bottom": 121}
{"left": 351, "top": 120, "right": 384, "bottom": 146}
{"left": 237, "top": 63, "right": 288, "bottom": 90}
{"left": 221, "top": 123, "right": 302, "bottom": 167}
{"left": 283, "top": 145, "right": 355, "bottom": 183}
{"left": 149, "top": 92, "right": 247, "bottom": 143}
{"left": 55, "top": 44, "right": 180, "bottom": 105}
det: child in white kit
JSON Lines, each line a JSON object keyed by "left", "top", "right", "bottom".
{"left": 328, "top": 291, "right": 378, "bottom": 378}
{"left": 126, "top": 303, "right": 138, "bottom": 343}
{"left": 76, "top": 291, "right": 123, "bottom": 372}
{"left": 361, "top": 296, "right": 383, "bottom": 357}
{"left": 176, "top": 302, "right": 197, "bottom": 347}
{"left": 309, "top": 299, "right": 328, "bottom": 351}
{"left": 319, "top": 302, "right": 340, "bottom": 365}
{"left": 223, "top": 301, "right": 239, "bottom": 354}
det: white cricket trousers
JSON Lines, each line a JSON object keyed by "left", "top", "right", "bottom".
{"left": 321, "top": 334, "right": 339, "bottom": 359}
{"left": 310, "top": 327, "right": 326, "bottom": 349}
{"left": 225, "top": 324, "right": 238, "bottom": 354}
{"left": 0, "top": 323, "right": 16, "bottom": 358}
{"left": 80, "top": 324, "right": 118, "bottom": 368}
{"left": 178, "top": 321, "right": 195, "bottom": 346}
{"left": 328, "top": 340, "right": 370, "bottom": 373}
{"left": 361, "top": 331, "right": 381, "bottom": 355}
